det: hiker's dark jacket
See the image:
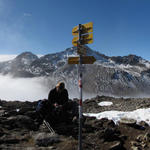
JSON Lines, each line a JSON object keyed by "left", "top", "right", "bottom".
{"left": 48, "top": 87, "right": 68, "bottom": 106}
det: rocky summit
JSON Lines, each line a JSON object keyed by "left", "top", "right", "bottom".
{"left": 1, "top": 96, "right": 150, "bottom": 150}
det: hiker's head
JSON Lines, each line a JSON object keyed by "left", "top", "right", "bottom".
{"left": 56, "top": 82, "right": 65, "bottom": 92}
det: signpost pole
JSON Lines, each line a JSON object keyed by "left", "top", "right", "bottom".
{"left": 78, "top": 24, "right": 83, "bottom": 150}
{"left": 70, "top": 22, "right": 95, "bottom": 150}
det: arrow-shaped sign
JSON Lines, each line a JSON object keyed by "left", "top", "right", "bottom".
{"left": 72, "top": 22, "right": 93, "bottom": 36}
{"left": 68, "top": 56, "right": 96, "bottom": 64}
{"left": 72, "top": 33, "right": 93, "bottom": 46}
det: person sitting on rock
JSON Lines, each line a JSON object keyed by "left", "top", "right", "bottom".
{"left": 48, "top": 82, "right": 68, "bottom": 109}
{"left": 47, "top": 82, "right": 70, "bottom": 124}
{"left": 36, "top": 82, "right": 79, "bottom": 128}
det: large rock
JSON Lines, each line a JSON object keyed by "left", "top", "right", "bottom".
{"left": 119, "top": 118, "right": 137, "bottom": 126}
{"left": 34, "top": 132, "right": 60, "bottom": 147}
{"left": 1, "top": 115, "right": 37, "bottom": 130}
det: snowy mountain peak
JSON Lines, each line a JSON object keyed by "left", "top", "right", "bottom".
{"left": 14, "top": 52, "right": 38, "bottom": 65}
{"left": 15, "top": 51, "right": 38, "bottom": 60}
{"left": 63, "top": 46, "right": 109, "bottom": 64}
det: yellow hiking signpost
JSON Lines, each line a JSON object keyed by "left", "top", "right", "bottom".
{"left": 68, "top": 22, "right": 96, "bottom": 150}
{"left": 72, "top": 22, "right": 93, "bottom": 36}
{"left": 68, "top": 56, "right": 96, "bottom": 64}
{"left": 72, "top": 22, "right": 93, "bottom": 46}
{"left": 72, "top": 33, "right": 93, "bottom": 46}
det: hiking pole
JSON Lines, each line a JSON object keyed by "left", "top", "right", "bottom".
{"left": 39, "top": 113, "right": 55, "bottom": 134}
{"left": 43, "top": 120, "right": 55, "bottom": 134}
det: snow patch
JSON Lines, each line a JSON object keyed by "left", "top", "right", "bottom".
{"left": 98, "top": 101, "right": 113, "bottom": 106}
{"left": 16, "top": 109, "right": 20, "bottom": 112}
{"left": 84, "top": 108, "right": 150, "bottom": 125}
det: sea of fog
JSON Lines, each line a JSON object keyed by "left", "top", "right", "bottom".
{"left": 0, "top": 74, "right": 96, "bottom": 101}
{"left": 0, "top": 55, "right": 52, "bottom": 101}
{"left": 0, "top": 74, "right": 83, "bottom": 101}
{"left": 0, "top": 54, "right": 43, "bottom": 62}
{"left": 0, "top": 55, "right": 104, "bottom": 101}
{"left": 0, "top": 55, "right": 17, "bottom": 62}
{"left": 0, "top": 74, "right": 50, "bottom": 101}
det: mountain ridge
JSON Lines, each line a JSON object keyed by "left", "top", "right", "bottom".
{"left": 0, "top": 47, "right": 150, "bottom": 98}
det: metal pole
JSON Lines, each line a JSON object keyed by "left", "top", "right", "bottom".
{"left": 78, "top": 24, "right": 83, "bottom": 150}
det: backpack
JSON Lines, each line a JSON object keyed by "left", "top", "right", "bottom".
{"left": 36, "top": 99, "right": 48, "bottom": 116}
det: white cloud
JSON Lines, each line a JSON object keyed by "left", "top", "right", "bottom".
{"left": 0, "top": 54, "right": 43, "bottom": 62}
{"left": 0, "top": 75, "right": 49, "bottom": 101}
{"left": 23, "top": 13, "right": 32, "bottom": 17}
{"left": 0, "top": 55, "right": 17, "bottom": 62}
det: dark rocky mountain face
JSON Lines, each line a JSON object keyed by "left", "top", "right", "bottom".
{"left": 0, "top": 52, "right": 39, "bottom": 77}
{"left": 110, "top": 54, "right": 143, "bottom": 66}
{"left": 14, "top": 52, "right": 39, "bottom": 64}
{"left": 1, "top": 47, "right": 150, "bottom": 97}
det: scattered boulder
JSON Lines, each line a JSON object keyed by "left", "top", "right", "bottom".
{"left": 109, "top": 141, "right": 123, "bottom": 150}
{"left": 1, "top": 115, "right": 37, "bottom": 130}
{"left": 119, "top": 118, "right": 137, "bottom": 126}
{"left": 34, "top": 132, "right": 60, "bottom": 147}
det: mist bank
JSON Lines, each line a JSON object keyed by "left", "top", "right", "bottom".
{"left": 0, "top": 55, "right": 17, "bottom": 62}
{"left": 0, "top": 74, "right": 81, "bottom": 101}
{"left": 0, "top": 54, "right": 43, "bottom": 62}
{"left": 0, "top": 74, "right": 50, "bottom": 101}
{"left": 1, "top": 74, "right": 150, "bottom": 102}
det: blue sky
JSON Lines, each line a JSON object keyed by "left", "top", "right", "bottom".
{"left": 0, "top": 0, "right": 150, "bottom": 60}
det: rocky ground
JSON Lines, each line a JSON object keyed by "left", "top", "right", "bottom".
{"left": 1, "top": 96, "right": 150, "bottom": 150}
{"left": 83, "top": 95, "right": 150, "bottom": 113}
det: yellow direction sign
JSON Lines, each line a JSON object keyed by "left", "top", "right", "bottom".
{"left": 82, "top": 22, "right": 93, "bottom": 34}
{"left": 72, "top": 36, "right": 79, "bottom": 46}
{"left": 72, "top": 25, "right": 78, "bottom": 36}
{"left": 72, "top": 33, "right": 93, "bottom": 46}
{"left": 68, "top": 56, "right": 96, "bottom": 64}
{"left": 72, "top": 22, "right": 93, "bottom": 36}
{"left": 81, "top": 33, "right": 93, "bottom": 45}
